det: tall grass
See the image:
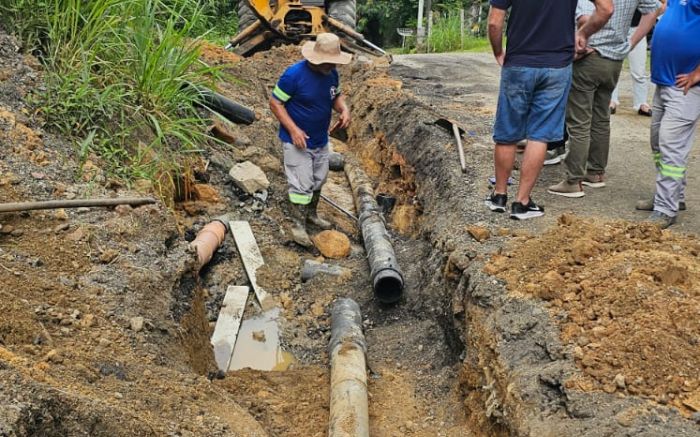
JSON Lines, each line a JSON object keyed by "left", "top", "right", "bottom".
{"left": 426, "top": 11, "right": 490, "bottom": 54}
{"left": 1, "top": 0, "right": 222, "bottom": 202}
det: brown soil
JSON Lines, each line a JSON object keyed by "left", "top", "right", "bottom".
{"left": 488, "top": 214, "right": 700, "bottom": 414}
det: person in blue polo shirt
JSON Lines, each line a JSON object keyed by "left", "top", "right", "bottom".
{"left": 637, "top": 0, "right": 700, "bottom": 228}
{"left": 270, "top": 33, "right": 352, "bottom": 247}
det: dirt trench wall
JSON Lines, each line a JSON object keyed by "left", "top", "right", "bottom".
{"left": 343, "top": 62, "right": 699, "bottom": 436}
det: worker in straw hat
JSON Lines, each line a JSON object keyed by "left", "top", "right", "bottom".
{"left": 270, "top": 33, "right": 352, "bottom": 248}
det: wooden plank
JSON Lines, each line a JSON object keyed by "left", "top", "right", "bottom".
{"left": 210, "top": 285, "right": 249, "bottom": 372}
{"left": 229, "top": 221, "right": 270, "bottom": 306}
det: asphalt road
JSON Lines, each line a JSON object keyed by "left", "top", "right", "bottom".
{"left": 391, "top": 52, "right": 700, "bottom": 235}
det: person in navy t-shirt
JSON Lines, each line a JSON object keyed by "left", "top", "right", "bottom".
{"left": 485, "top": 0, "right": 613, "bottom": 219}
{"left": 639, "top": 0, "right": 700, "bottom": 228}
{"left": 270, "top": 33, "right": 352, "bottom": 247}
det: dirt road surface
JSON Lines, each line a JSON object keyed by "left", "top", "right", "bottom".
{"left": 391, "top": 52, "right": 700, "bottom": 234}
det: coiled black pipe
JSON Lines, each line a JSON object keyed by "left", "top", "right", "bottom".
{"left": 345, "top": 161, "right": 404, "bottom": 303}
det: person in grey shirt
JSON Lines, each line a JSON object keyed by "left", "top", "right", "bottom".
{"left": 548, "top": 0, "right": 660, "bottom": 198}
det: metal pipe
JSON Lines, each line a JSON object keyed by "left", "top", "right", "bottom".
{"left": 0, "top": 197, "right": 155, "bottom": 213}
{"left": 328, "top": 298, "right": 369, "bottom": 437}
{"left": 320, "top": 194, "right": 358, "bottom": 222}
{"left": 345, "top": 162, "right": 404, "bottom": 304}
{"left": 452, "top": 123, "right": 467, "bottom": 173}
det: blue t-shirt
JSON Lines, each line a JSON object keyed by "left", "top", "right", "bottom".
{"left": 651, "top": 0, "right": 700, "bottom": 87}
{"left": 489, "top": 0, "right": 578, "bottom": 68}
{"left": 272, "top": 61, "right": 340, "bottom": 149}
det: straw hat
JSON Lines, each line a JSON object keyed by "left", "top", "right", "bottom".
{"left": 301, "top": 33, "right": 352, "bottom": 65}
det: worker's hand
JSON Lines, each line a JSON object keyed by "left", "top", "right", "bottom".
{"left": 575, "top": 31, "right": 589, "bottom": 57}
{"left": 331, "top": 109, "right": 351, "bottom": 132}
{"left": 494, "top": 51, "right": 505, "bottom": 66}
{"left": 676, "top": 71, "right": 700, "bottom": 95}
{"left": 291, "top": 127, "right": 309, "bottom": 149}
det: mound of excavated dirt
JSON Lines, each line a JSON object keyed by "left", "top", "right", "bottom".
{"left": 487, "top": 215, "right": 700, "bottom": 414}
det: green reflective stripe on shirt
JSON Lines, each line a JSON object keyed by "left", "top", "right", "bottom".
{"left": 273, "top": 85, "right": 291, "bottom": 102}
{"left": 289, "top": 192, "right": 312, "bottom": 205}
{"left": 659, "top": 162, "right": 686, "bottom": 179}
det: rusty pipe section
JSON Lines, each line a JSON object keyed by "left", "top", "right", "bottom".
{"left": 328, "top": 298, "right": 369, "bottom": 437}
{"left": 189, "top": 217, "right": 229, "bottom": 269}
{"left": 345, "top": 161, "right": 404, "bottom": 304}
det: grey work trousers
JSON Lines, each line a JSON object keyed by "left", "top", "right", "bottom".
{"left": 565, "top": 52, "right": 623, "bottom": 182}
{"left": 283, "top": 142, "right": 329, "bottom": 205}
{"left": 650, "top": 85, "right": 700, "bottom": 217}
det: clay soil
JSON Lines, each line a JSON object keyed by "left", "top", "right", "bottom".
{"left": 3, "top": 22, "right": 700, "bottom": 437}
{"left": 488, "top": 215, "right": 700, "bottom": 413}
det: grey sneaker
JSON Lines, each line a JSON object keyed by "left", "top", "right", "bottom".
{"left": 635, "top": 199, "right": 686, "bottom": 211}
{"left": 582, "top": 173, "right": 606, "bottom": 188}
{"left": 548, "top": 180, "right": 585, "bottom": 198}
{"left": 645, "top": 211, "right": 676, "bottom": 229}
{"left": 544, "top": 147, "right": 566, "bottom": 166}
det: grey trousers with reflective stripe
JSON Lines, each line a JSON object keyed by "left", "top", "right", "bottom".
{"left": 283, "top": 142, "right": 329, "bottom": 205}
{"left": 650, "top": 85, "right": 700, "bottom": 217}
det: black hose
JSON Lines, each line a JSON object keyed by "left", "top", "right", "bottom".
{"left": 183, "top": 82, "right": 256, "bottom": 125}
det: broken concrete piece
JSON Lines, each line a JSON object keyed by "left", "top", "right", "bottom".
{"left": 312, "top": 230, "right": 351, "bottom": 259}
{"left": 229, "top": 161, "right": 269, "bottom": 194}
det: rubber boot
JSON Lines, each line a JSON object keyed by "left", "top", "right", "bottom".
{"left": 307, "top": 191, "right": 332, "bottom": 230}
{"left": 289, "top": 202, "right": 313, "bottom": 248}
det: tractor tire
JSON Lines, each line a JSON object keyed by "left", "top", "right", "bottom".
{"left": 327, "top": 0, "right": 356, "bottom": 30}
{"left": 236, "top": 0, "right": 257, "bottom": 33}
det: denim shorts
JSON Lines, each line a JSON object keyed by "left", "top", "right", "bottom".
{"left": 493, "top": 65, "right": 572, "bottom": 144}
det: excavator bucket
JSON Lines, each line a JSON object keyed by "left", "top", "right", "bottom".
{"left": 227, "top": 0, "right": 388, "bottom": 59}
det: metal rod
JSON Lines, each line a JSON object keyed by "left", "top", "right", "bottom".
{"left": 320, "top": 194, "right": 358, "bottom": 222}
{"left": 0, "top": 197, "right": 156, "bottom": 213}
{"left": 452, "top": 123, "right": 467, "bottom": 173}
{"left": 328, "top": 298, "right": 369, "bottom": 437}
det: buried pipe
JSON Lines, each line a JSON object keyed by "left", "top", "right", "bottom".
{"left": 328, "top": 298, "right": 369, "bottom": 437}
{"left": 345, "top": 161, "right": 404, "bottom": 304}
{"left": 183, "top": 82, "right": 256, "bottom": 125}
{"left": 189, "top": 216, "right": 229, "bottom": 270}
{"left": 0, "top": 197, "right": 156, "bottom": 214}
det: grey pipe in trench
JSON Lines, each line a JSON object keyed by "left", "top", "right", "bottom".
{"left": 328, "top": 298, "right": 369, "bottom": 437}
{"left": 345, "top": 160, "right": 404, "bottom": 304}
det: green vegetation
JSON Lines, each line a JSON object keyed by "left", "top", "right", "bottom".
{"left": 0, "top": 0, "right": 229, "bottom": 200}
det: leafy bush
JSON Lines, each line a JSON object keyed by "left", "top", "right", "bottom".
{"left": 2, "top": 0, "right": 223, "bottom": 201}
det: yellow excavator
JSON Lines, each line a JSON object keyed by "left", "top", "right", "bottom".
{"left": 226, "top": 0, "right": 387, "bottom": 57}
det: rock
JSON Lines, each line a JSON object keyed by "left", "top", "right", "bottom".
{"left": 53, "top": 223, "right": 70, "bottom": 233}
{"left": 310, "top": 302, "right": 324, "bottom": 317}
{"left": 80, "top": 314, "right": 96, "bottom": 328}
{"left": 0, "top": 225, "right": 14, "bottom": 235}
{"left": 192, "top": 184, "right": 221, "bottom": 203}
{"left": 691, "top": 412, "right": 700, "bottom": 424}
{"left": 44, "top": 349, "right": 62, "bottom": 363}
{"left": 614, "top": 373, "right": 626, "bottom": 389}
{"left": 130, "top": 316, "right": 144, "bottom": 333}
{"left": 114, "top": 204, "right": 132, "bottom": 215}
{"left": 10, "top": 229, "right": 23, "bottom": 237}
{"left": 497, "top": 227, "right": 510, "bottom": 237}
{"left": 54, "top": 209, "right": 68, "bottom": 220}
{"left": 229, "top": 161, "right": 269, "bottom": 194}
{"left": 312, "top": 230, "right": 351, "bottom": 259}
{"left": 99, "top": 249, "right": 118, "bottom": 264}
{"left": 573, "top": 346, "right": 584, "bottom": 360}
{"left": 252, "top": 330, "right": 266, "bottom": 342}
{"left": 114, "top": 392, "right": 123, "bottom": 399}
{"left": 211, "top": 118, "right": 251, "bottom": 147}
{"left": 67, "top": 227, "right": 86, "bottom": 242}
{"left": 467, "top": 226, "right": 490, "bottom": 242}
{"left": 31, "top": 172, "right": 45, "bottom": 180}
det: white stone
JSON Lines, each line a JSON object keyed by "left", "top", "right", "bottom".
{"left": 228, "top": 161, "right": 270, "bottom": 194}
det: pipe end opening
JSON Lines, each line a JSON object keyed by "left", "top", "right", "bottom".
{"left": 374, "top": 270, "right": 403, "bottom": 304}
